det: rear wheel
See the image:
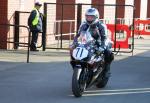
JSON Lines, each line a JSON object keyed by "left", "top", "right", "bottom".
{"left": 96, "top": 76, "right": 109, "bottom": 88}
{"left": 96, "top": 64, "right": 110, "bottom": 88}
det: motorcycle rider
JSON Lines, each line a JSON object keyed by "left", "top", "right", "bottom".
{"left": 71, "top": 8, "right": 114, "bottom": 77}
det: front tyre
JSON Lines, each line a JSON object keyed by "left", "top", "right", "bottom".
{"left": 72, "top": 68, "right": 85, "bottom": 97}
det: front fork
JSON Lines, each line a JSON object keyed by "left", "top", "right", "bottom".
{"left": 71, "top": 60, "right": 89, "bottom": 87}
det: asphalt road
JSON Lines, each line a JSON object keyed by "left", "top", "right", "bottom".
{"left": 0, "top": 50, "right": 150, "bottom": 103}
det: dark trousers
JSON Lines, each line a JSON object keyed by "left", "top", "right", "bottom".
{"left": 104, "top": 48, "right": 114, "bottom": 64}
{"left": 30, "top": 31, "right": 39, "bottom": 50}
{"left": 103, "top": 48, "right": 114, "bottom": 78}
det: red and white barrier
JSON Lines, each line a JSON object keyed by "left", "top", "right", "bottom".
{"left": 107, "top": 24, "right": 131, "bottom": 49}
{"left": 134, "top": 19, "right": 150, "bottom": 35}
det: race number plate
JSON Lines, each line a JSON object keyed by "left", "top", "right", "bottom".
{"left": 72, "top": 47, "right": 88, "bottom": 60}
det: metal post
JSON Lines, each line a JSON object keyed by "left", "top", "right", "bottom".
{"left": 132, "top": 6, "right": 136, "bottom": 56}
{"left": 42, "top": 3, "right": 47, "bottom": 51}
{"left": 27, "top": 31, "right": 31, "bottom": 63}
{"left": 14, "top": 11, "right": 20, "bottom": 49}
{"left": 76, "top": 4, "right": 82, "bottom": 32}
{"left": 114, "top": 5, "right": 117, "bottom": 52}
{"left": 60, "top": 3, "right": 64, "bottom": 49}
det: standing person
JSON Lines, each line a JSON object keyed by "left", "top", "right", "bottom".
{"left": 28, "top": 1, "right": 43, "bottom": 51}
{"left": 71, "top": 8, "right": 114, "bottom": 78}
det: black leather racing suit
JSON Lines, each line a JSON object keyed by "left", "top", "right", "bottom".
{"left": 73, "top": 20, "right": 114, "bottom": 77}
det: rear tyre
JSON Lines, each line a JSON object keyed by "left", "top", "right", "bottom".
{"left": 96, "top": 64, "right": 110, "bottom": 88}
{"left": 96, "top": 76, "right": 109, "bottom": 88}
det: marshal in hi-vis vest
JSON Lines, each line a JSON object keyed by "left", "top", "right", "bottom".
{"left": 32, "top": 8, "right": 40, "bottom": 26}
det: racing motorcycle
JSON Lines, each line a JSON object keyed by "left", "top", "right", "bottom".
{"left": 70, "top": 31, "right": 110, "bottom": 97}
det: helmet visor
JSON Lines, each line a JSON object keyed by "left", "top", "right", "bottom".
{"left": 86, "top": 15, "right": 96, "bottom": 24}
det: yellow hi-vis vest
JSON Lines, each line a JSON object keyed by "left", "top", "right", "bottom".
{"left": 32, "top": 8, "right": 40, "bottom": 26}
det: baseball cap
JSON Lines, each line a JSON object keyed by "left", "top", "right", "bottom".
{"left": 35, "top": 1, "right": 42, "bottom": 6}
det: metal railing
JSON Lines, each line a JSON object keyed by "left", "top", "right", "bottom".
{"left": 43, "top": 3, "right": 135, "bottom": 54}
{"left": 53, "top": 20, "right": 76, "bottom": 48}
{"left": 0, "top": 24, "right": 31, "bottom": 63}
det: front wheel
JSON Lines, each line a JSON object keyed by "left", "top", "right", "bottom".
{"left": 72, "top": 68, "right": 86, "bottom": 97}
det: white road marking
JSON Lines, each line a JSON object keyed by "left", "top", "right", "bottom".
{"left": 85, "top": 88, "right": 150, "bottom": 93}
{"left": 83, "top": 90, "right": 150, "bottom": 96}
{"left": 70, "top": 88, "right": 150, "bottom": 97}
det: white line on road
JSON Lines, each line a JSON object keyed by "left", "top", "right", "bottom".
{"left": 83, "top": 90, "right": 150, "bottom": 96}
{"left": 69, "top": 88, "right": 150, "bottom": 97}
{"left": 85, "top": 88, "right": 150, "bottom": 93}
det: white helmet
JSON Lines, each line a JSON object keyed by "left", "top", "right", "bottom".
{"left": 85, "top": 8, "right": 99, "bottom": 25}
